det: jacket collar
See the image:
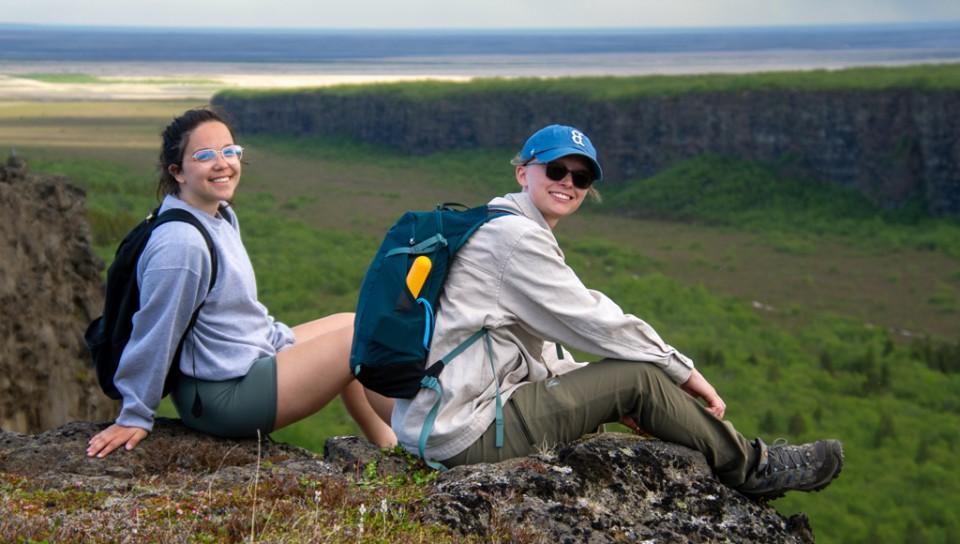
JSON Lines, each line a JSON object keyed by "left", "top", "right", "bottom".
{"left": 489, "top": 191, "right": 552, "bottom": 232}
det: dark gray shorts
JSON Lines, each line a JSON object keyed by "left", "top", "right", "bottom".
{"left": 172, "top": 355, "right": 278, "bottom": 439}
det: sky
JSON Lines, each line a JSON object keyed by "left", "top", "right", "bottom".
{"left": 1, "top": 0, "right": 959, "bottom": 29}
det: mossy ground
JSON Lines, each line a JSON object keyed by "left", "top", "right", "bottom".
{"left": 0, "top": 456, "right": 493, "bottom": 543}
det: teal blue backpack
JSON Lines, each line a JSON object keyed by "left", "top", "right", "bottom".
{"left": 350, "top": 203, "right": 513, "bottom": 468}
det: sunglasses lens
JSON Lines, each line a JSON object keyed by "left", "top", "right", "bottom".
{"left": 544, "top": 163, "right": 567, "bottom": 182}
{"left": 570, "top": 171, "right": 593, "bottom": 189}
{"left": 542, "top": 162, "right": 593, "bottom": 189}
{"left": 193, "top": 149, "right": 217, "bottom": 161}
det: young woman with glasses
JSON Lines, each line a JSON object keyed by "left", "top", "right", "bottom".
{"left": 87, "top": 108, "right": 395, "bottom": 457}
{"left": 392, "top": 124, "right": 843, "bottom": 499}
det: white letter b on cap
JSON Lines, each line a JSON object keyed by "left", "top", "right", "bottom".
{"left": 571, "top": 130, "right": 585, "bottom": 147}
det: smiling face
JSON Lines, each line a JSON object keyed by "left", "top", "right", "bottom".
{"left": 168, "top": 121, "right": 241, "bottom": 215}
{"left": 516, "top": 154, "right": 591, "bottom": 228}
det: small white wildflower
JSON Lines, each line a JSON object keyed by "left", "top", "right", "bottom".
{"left": 359, "top": 503, "right": 367, "bottom": 517}
{"left": 314, "top": 490, "right": 322, "bottom": 503}
{"left": 380, "top": 498, "right": 388, "bottom": 514}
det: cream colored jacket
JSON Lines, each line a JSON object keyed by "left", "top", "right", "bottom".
{"left": 391, "top": 192, "right": 695, "bottom": 461}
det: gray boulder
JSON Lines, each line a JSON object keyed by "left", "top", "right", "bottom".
{"left": 422, "top": 433, "right": 814, "bottom": 543}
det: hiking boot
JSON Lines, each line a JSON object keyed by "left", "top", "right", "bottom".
{"left": 737, "top": 438, "right": 844, "bottom": 500}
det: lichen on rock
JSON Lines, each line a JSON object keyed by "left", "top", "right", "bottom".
{"left": 421, "top": 433, "right": 814, "bottom": 543}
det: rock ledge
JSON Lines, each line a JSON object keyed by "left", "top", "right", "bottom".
{"left": 1, "top": 420, "right": 814, "bottom": 543}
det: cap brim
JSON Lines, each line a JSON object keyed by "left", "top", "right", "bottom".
{"left": 534, "top": 147, "right": 603, "bottom": 182}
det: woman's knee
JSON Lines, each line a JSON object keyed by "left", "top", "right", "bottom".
{"left": 317, "top": 312, "right": 355, "bottom": 333}
{"left": 292, "top": 312, "right": 355, "bottom": 342}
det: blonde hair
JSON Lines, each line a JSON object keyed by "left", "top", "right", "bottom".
{"left": 511, "top": 153, "right": 602, "bottom": 203}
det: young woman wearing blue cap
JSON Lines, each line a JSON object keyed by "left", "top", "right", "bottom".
{"left": 86, "top": 108, "right": 395, "bottom": 458}
{"left": 391, "top": 124, "right": 843, "bottom": 498}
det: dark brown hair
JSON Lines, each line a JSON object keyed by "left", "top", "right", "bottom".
{"left": 156, "top": 108, "right": 235, "bottom": 200}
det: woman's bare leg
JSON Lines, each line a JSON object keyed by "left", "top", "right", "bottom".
{"left": 275, "top": 313, "right": 396, "bottom": 446}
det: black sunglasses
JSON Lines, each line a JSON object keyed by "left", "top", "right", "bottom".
{"left": 529, "top": 161, "right": 595, "bottom": 189}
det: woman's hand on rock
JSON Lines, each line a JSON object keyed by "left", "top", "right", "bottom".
{"left": 86, "top": 424, "right": 148, "bottom": 458}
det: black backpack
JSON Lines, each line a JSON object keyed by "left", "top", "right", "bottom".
{"left": 84, "top": 207, "right": 218, "bottom": 400}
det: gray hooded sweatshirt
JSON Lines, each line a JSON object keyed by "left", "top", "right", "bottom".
{"left": 114, "top": 195, "right": 294, "bottom": 431}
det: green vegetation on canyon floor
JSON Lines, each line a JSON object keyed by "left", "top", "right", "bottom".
{"left": 2, "top": 82, "right": 958, "bottom": 542}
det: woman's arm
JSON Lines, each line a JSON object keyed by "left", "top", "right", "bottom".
{"left": 89, "top": 226, "right": 211, "bottom": 456}
{"left": 498, "top": 226, "right": 694, "bottom": 384}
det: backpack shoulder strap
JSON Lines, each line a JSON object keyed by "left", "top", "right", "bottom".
{"left": 152, "top": 209, "right": 219, "bottom": 293}
{"left": 217, "top": 203, "right": 235, "bottom": 227}
{"left": 486, "top": 204, "right": 519, "bottom": 217}
{"left": 418, "top": 328, "right": 500, "bottom": 471}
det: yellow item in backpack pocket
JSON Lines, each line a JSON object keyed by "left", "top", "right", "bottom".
{"left": 406, "top": 256, "right": 432, "bottom": 298}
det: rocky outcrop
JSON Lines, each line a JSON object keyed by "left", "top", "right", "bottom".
{"left": 0, "top": 419, "right": 337, "bottom": 492}
{"left": 421, "top": 433, "right": 813, "bottom": 543}
{"left": 0, "top": 156, "right": 114, "bottom": 432}
{"left": 214, "top": 86, "right": 960, "bottom": 217}
{"left": 0, "top": 420, "right": 816, "bottom": 543}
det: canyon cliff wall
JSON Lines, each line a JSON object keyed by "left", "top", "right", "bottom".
{"left": 215, "top": 87, "right": 960, "bottom": 216}
{"left": 0, "top": 156, "right": 115, "bottom": 432}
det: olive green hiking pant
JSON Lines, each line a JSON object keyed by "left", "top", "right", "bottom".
{"left": 441, "top": 359, "right": 758, "bottom": 487}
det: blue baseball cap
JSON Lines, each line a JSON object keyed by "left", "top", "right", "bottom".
{"left": 519, "top": 124, "right": 603, "bottom": 182}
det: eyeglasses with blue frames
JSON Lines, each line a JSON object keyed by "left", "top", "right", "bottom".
{"left": 191, "top": 144, "right": 243, "bottom": 163}
{"left": 526, "top": 160, "right": 595, "bottom": 189}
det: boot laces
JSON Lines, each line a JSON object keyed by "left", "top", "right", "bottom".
{"left": 760, "top": 439, "right": 813, "bottom": 475}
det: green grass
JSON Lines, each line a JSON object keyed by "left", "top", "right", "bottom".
{"left": 243, "top": 133, "right": 518, "bottom": 198}
{"left": 217, "top": 63, "right": 960, "bottom": 102}
{"left": 18, "top": 73, "right": 105, "bottom": 84}
{"left": 604, "top": 154, "right": 960, "bottom": 259}
{"left": 242, "top": 134, "right": 960, "bottom": 263}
